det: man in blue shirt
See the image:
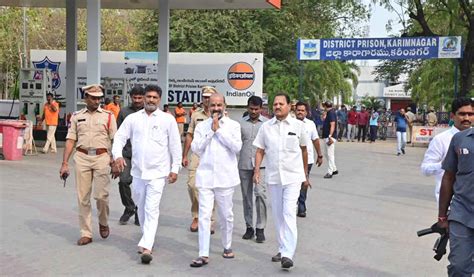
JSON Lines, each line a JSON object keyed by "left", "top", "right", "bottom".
{"left": 394, "top": 108, "right": 408, "bottom": 156}
{"left": 336, "top": 105, "right": 348, "bottom": 142}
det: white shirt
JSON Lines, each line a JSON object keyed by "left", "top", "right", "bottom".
{"left": 253, "top": 116, "right": 308, "bottom": 186}
{"left": 421, "top": 126, "right": 460, "bottom": 201}
{"left": 302, "top": 118, "right": 319, "bottom": 164}
{"left": 191, "top": 116, "right": 242, "bottom": 189}
{"left": 112, "top": 109, "right": 182, "bottom": 180}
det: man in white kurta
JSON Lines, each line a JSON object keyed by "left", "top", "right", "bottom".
{"left": 112, "top": 85, "right": 182, "bottom": 264}
{"left": 253, "top": 93, "right": 309, "bottom": 269}
{"left": 190, "top": 93, "right": 242, "bottom": 267}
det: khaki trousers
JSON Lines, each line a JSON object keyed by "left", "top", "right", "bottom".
{"left": 43, "top": 125, "right": 57, "bottom": 153}
{"left": 187, "top": 153, "right": 215, "bottom": 221}
{"left": 73, "top": 151, "right": 111, "bottom": 238}
{"left": 178, "top": 123, "right": 184, "bottom": 137}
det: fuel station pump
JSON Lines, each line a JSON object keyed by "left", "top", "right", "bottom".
{"left": 19, "top": 68, "right": 53, "bottom": 124}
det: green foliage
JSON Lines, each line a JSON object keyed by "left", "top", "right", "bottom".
{"left": 407, "top": 59, "right": 456, "bottom": 110}
{"left": 372, "top": 0, "right": 473, "bottom": 98}
{"left": 360, "top": 95, "right": 383, "bottom": 110}
{"left": 135, "top": 0, "right": 369, "bottom": 105}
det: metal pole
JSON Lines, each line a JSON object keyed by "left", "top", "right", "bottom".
{"left": 454, "top": 59, "right": 458, "bottom": 98}
{"left": 298, "top": 62, "right": 303, "bottom": 101}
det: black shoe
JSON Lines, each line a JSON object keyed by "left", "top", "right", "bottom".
{"left": 397, "top": 153, "right": 401, "bottom": 156}
{"left": 242, "top": 227, "right": 254, "bottom": 240}
{"left": 141, "top": 252, "right": 153, "bottom": 264}
{"left": 297, "top": 212, "right": 306, "bottom": 218}
{"left": 255, "top": 228, "right": 265, "bottom": 243}
{"left": 332, "top": 170, "right": 339, "bottom": 175}
{"left": 119, "top": 212, "right": 132, "bottom": 225}
{"left": 272, "top": 252, "right": 281, "bottom": 262}
{"left": 323, "top": 173, "right": 332, "bottom": 179}
{"left": 401, "top": 148, "right": 405, "bottom": 155}
{"left": 134, "top": 212, "right": 140, "bottom": 226}
{"left": 281, "top": 257, "right": 294, "bottom": 269}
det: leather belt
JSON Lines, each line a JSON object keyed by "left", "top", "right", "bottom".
{"left": 76, "top": 147, "right": 108, "bottom": 156}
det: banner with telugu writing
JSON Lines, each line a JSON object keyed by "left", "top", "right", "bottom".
{"left": 297, "top": 36, "right": 462, "bottom": 61}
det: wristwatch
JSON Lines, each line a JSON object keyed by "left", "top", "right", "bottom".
{"left": 318, "top": 155, "right": 323, "bottom": 159}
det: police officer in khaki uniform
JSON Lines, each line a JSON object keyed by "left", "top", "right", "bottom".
{"left": 182, "top": 86, "right": 216, "bottom": 233}
{"left": 59, "top": 84, "right": 117, "bottom": 246}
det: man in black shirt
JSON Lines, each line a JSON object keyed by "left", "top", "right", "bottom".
{"left": 321, "top": 101, "right": 338, "bottom": 179}
{"left": 116, "top": 86, "right": 145, "bottom": 225}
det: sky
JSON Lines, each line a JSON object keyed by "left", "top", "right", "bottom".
{"left": 361, "top": 1, "right": 404, "bottom": 66}
{"left": 367, "top": 1, "right": 404, "bottom": 38}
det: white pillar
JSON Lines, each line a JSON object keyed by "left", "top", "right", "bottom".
{"left": 66, "top": 0, "right": 77, "bottom": 114}
{"left": 158, "top": 0, "right": 170, "bottom": 105}
{"left": 87, "top": 0, "right": 101, "bottom": 85}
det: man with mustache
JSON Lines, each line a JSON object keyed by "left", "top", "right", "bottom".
{"left": 295, "top": 101, "right": 323, "bottom": 217}
{"left": 437, "top": 104, "right": 474, "bottom": 276}
{"left": 190, "top": 93, "right": 242, "bottom": 267}
{"left": 253, "top": 93, "right": 309, "bottom": 269}
{"left": 112, "top": 85, "right": 182, "bottom": 264}
{"left": 238, "top": 96, "right": 268, "bottom": 242}
{"left": 421, "top": 97, "right": 473, "bottom": 203}
{"left": 182, "top": 86, "right": 217, "bottom": 234}
{"left": 116, "top": 86, "right": 145, "bottom": 226}
{"left": 59, "top": 84, "right": 117, "bottom": 246}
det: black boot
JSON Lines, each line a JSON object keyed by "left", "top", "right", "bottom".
{"left": 255, "top": 228, "right": 265, "bottom": 243}
{"left": 242, "top": 227, "right": 254, "bottom": 240}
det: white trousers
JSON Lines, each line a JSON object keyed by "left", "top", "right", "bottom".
{"left": 322, "top": 140, "right": 337, "bottom": 174}
{"left": 347, "top": 124, "right": 357, "bottom": 141}
{"left": 269, "top": 183, "right": 300, "bottom": 259}
{"left": 396, "top": 131, "right": 407, "bottom": 153}
{"left": 43, "top": 125, "right": 57, "bottom": 152}
{"left": 132, "top": 177, "right": 166, "bottom": 251}
{"left": 198, "top": 187, "right": 235, "bottom": 257}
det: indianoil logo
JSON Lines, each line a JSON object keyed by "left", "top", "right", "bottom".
{"left": 227, "top": 62, "right": 255, "bottom": 90}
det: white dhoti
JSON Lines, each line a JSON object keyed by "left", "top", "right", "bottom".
{"left": 269, "top": 183, "right": 300, "bottom": 259}
{"left": 198, "top": 187, "right": 235, "bottom": 257}
{"left": 132, "top": 177, "right": 166, "bottom": 251}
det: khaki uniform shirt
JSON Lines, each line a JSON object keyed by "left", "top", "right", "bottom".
{"left": 187, "top": 108, "right": 209, "bottom": 170}
{"left": 187, "top": 108, "right": 209, "bottom": 135}
{"left": 66, "top": 107, "right": 117, "bottom": 150}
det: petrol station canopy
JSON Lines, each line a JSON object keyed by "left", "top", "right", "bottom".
{"left": 0, "top": 0, "right": 280, "bottom": 114}
{"left": 1, "top": 0, "right": 281, "bottom": 9}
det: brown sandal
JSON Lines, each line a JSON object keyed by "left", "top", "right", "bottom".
{"left": 222, "top": 249, "right": 234, "bottom": 259}
{"left": 77, "top": 237, "right": 92, "bottom": 246}
{"left": 99, "top": 224, "right": 109, "bottom": 239}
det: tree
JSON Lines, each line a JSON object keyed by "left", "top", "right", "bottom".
{"left": 0, "top": 8, "right": 143, "bottom": 99}
{"left": 135, "top": 0, "right": 369, "bottom": 105}
{"left": 373, "top": 0, "right": 473, "bottom": 99}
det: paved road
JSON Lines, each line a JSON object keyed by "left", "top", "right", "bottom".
{"left": 0, "top": 140, "right": 447, "bottom": 276}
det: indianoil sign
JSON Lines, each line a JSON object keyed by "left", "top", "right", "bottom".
{"left": 30, "top": 50, "right": 263, "bottom": 106}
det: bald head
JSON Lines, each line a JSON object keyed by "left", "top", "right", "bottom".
{"left": 209, "top": 93, "right": 226, "bottom": 119}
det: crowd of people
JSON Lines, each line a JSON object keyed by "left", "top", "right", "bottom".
{"left": 57, "top": 84, "right": 324, "bottom": 270}
{"left": 53, "top": 83, "right": 472, "bottom": 274}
